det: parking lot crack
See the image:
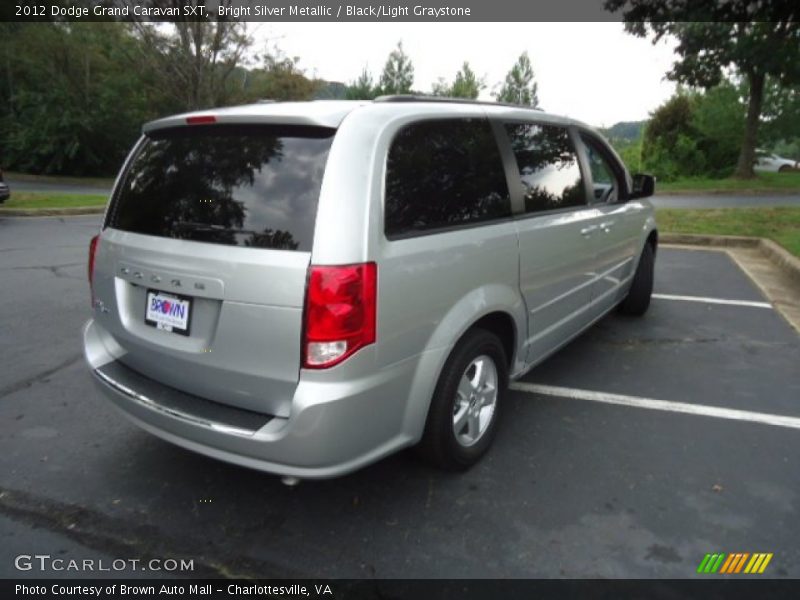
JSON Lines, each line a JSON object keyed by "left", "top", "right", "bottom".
{"left": 8, "top": 262, "right": 83, "bottom": 279}
{"left": 0, "top": 486, "right": 304, "bottom": 579}
{"left": 0, "top": 354, "right": 84, "bottom": 399}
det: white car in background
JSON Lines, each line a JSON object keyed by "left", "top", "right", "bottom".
{"left": 0, "top": 168, "right": 10, "bottom": 203}
{"left": 754, "top": 150, "right": 798, "bottom": 173}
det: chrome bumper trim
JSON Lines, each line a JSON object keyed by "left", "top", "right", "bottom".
{"left": 93, "top": 367, "right": 260, "bottom": 438}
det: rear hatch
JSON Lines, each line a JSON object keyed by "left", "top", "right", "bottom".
{"left": 92, "top": 122, "right": 336, "bottom": 417}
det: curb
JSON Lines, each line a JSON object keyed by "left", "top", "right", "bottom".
{"left": 759, "top": 238, "right": 800, "bottom": 287}
{"left": 0, "top": 206, "right": 105, "bottom": 217}
{"left": 660, "top": 233, "right": 759, "bottom": 248}
{"left": 662, "top": 233, "right": 800, "bottom": 287}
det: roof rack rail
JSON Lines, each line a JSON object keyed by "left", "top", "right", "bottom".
{"left": 374, "top": 94, "right": 543, "bottom": 111}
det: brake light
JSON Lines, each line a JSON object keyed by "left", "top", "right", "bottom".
{"left": 303, "top": 263, "right": 377, "bottom": 368}
{"left": 186, "top": 115, "right": 216, "bottom": 125}
{"left": 88, "top": 234, "right": 99, "bottom": 305}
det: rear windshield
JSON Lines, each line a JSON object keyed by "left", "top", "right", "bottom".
{"left": 107, "top": 124, "right": 335, "bottom": 251}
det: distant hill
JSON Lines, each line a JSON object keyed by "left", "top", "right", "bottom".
{"left": 314, "top": 81, "right": 347, "bottom": 100}
{"left": 601, "top": 120, "right": 646, "bottom": 142}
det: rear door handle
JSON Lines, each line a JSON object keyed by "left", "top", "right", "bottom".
{"left": 580, "top": 225, "right": 598, "bottom": 237}
{"left": 599, "top": 220, "right": 616, "bottom": 232}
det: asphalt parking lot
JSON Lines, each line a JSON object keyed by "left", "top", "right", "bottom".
{"left": 1, "top": 215, "right": 798, "bottom": 579}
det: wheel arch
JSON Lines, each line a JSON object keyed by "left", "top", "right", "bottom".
{"left": 401, "top": 285, "right": 526, "bottom": 443}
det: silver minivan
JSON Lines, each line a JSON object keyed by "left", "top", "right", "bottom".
{"left": 84, "top": 97, "right": 657, "bottom": 480}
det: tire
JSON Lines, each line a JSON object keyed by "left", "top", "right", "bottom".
{"left": 416, "top": 328, "right": 508, "bottom": 471}
{"left": 779, "top": 165, "right": 792, "bottom": 173}
{"left": 618, "top": 242, "right": 654, "bottom": 316}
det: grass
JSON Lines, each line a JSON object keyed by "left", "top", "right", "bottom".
{"left": 4, "top": 171, "right": 114, "bottom": 188}
{"left": 657, "top": 171, "right": 800, "bottom": 194}
{"left": 3, "top": 191, "right": 799, "bottom": 257}
{"left": 657, "top": 206, "right": 800, "bottom": 257}
{"left": 2, "top": 191, "right": 108, "bottom": 209}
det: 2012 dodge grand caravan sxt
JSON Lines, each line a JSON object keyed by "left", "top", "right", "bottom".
{"left": 84, "top": 97, "right": 657, "bottom": 480}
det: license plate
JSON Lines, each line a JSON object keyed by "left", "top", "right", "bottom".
{"left": 145, "top": 290, "right": 191, "bottom": 336}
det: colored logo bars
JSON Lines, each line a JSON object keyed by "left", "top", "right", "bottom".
{"left": 697, "top": 553, "right": 773, "bottom": 574}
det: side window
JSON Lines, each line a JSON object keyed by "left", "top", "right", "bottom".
{"left": 385, "top": 118, "right": 511, "bottom": 237}
{"left": 581, "top": 135, "right": 621, "bottom": 204}
{"left": 504, "top": 123, "right": 585, "bottom": 213}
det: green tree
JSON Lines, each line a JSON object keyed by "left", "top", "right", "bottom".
{"left": 639, "top": 82, "right": 747, "bottom": 180}
{"left": 761, "top": 79, "right": 800, "bottom": 151}
{"left": 257, "top": 45, "right": 319, "bottom": 101}
{"left": 692, "top": 81, "right": 745, "bottom": 176}
{"left": 495, "top": 52, "right": 539, "bottom": 107}
{"left": 379, "top": 41, "right": 414, "bottom": 95}
{"left": 605, "top": 1, "right": 800, "bottom": 178}
{"left": 346, "top": 67, "right": 380, "bottom": 100}
{"left": 641, "top": 92, "right": 702, "bottom": 180}
{"left": 613, "top": 138, "right": 644, "bottom": 173}
{"left": 431, "top": 63, "right": 483, "bottom": 99}
{"left": 0, "top": 22, "right": 154, "bottom": 175}
{"left": 0, "top": 18, "right": 306, "bottom": 177}
{"left": 128, "top": 16, "right": 253, "bottom": 111}
{"left": 450, "top": 62, "right": 484, "bottom": 99}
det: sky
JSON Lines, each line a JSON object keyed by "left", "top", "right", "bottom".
{"left": 248, "top": 22, "right": 678, "bottom": 128}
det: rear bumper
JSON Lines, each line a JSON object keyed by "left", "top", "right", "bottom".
{"left": 84, "top": 319, "right": 433, "bottom": 479}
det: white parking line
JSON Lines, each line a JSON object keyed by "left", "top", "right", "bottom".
{"left": 509, "top": 382, "right": 800, "bottom": 430}
{"left": 652, "top": 293, "right": 772, "bottom": 309}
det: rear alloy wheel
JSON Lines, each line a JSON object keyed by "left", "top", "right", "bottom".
{"left": 619, "top": 242, "right": 654, "bottom": 316}
{"left": 452, "top": 354, "right": 498, "bottom": 447}
{"left": 417, "top": 329, "right": 508, "bottom": 470}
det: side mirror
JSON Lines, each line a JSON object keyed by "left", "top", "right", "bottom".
{"left": 630, "top": 173, "right": 655, "bottom": 200}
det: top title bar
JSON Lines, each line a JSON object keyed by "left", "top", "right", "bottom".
{"left": 0, "top": 0, "right": 667, "bottom": 23}
{"left": 4, "top": 0, "right": 792, "bottom": 22}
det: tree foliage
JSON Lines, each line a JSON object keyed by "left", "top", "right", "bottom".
{"left": 379, "top": 41, "right": 415, "bottom": 95}
{"left": 605, "top": 0, "right": 800, "bottom": 177}
{"left": 495, "top": 52, "right": 539, "bottom": 107}
{"left": 0, "top": 20, "right": 320, "bottom": 176}
{"left": 127, "top": 18, "right": 253, "bottom": 112}
{"left": 610, "top": 138, "right": 644, "bottom": 173}
{"left": 641, "top": 93, "right": 699, "bottom": 180}
{"left": 431, "top": 62, "right": 484, "bottom": 99}
{"left": 640, "top": 83, "right": 745, "bottom": 180}
{"left": 692, "top": 82, "right": 746, "bottom": 173}
{"left": 346, "top": 67, "right": 381, "bottom": 100}
{"left": 761, "top": 79, "right": 800, "bottom": 154}
{"left": 0, "top": 23, "right": 153, "bottom": 175}
{"left": 256, "top": 45, "right": 319, "bottom": 101}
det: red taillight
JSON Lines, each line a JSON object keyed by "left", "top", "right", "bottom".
{"left": 303, "top": 263, "right": 377, "bottom": 369}
{"left": 88, "top": 234, "right": 99, "bottom": 304}
{"left": 186, "top": 115, "right": 216, "bottom": 125}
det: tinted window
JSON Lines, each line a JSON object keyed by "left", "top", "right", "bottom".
{"left": 385, "top": 118, "right": 511, "bottom": 237}
{"left": 505, "top": 123, "right": 585, "bottom": 213}
{"left": 581, "top": 134, "right": 620, "bottom": 204}
{"left": 109, "top": 125, "right": 335, "bottom": 251}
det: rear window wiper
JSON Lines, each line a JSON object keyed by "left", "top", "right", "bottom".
{"left": 174, "top": 221, "right": 260, "bottom": 236}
